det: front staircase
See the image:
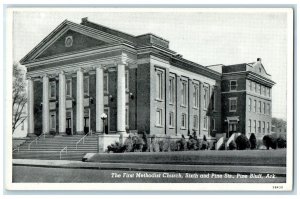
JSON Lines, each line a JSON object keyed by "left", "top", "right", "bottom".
{"left": 13, "top": 134, "right": 99, "bottom": 160}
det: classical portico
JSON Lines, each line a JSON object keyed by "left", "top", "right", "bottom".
{"left": 26, "top": 55, "right": 129, "bottom": 139}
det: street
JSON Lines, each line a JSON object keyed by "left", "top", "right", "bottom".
{"left": 12, "top": 165, "right": 286, "bottom": 183}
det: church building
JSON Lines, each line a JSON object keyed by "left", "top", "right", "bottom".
{"left": 20, "top": 17, "right": 275, "bottom": 144}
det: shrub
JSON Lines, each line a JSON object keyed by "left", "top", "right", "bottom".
{"left": 200, "top": 135, "right": 209, "bottom": 150}
{"left": 200, "top": 140, "right": 209, "bottom": 150}
{"left": 277, "top": 135, "right": 286, "bottom": 149}
{"left": 107, "top": 141, "right": 126, "bottom": 153}
{"left": 187, "top": 138, "right": 198, "bottom": 150}
{"left": 132, "top": 135, "right": 144, "bottom": 152}
{"left": 141, "top": 131, "right": 149, "bottom": 152}
{"left": 210, "top": 141, "right": 216, "bottom": 150}
{"left": 249, "top": 133, "right": 257, "bottom": 149}
{"left": 158, "top": 137, "right": 172, "bottom": 152}
{"left": 228, "top": 141, "right": 237, "bottom": 150}
{"left": 123, "top": 136, "right": 134, "bottom": 152}
{"left": 176, "top": 135, "right": 187, "bottom": 151}
{"left": 203, "top": 135, "right": 207, "bottom": 142}
{"left": 235, "top": 134, "right": 250, "bottom": 150}
{"left": 169, "top": 140, "right": 178, "bottom": 151}
{"left": 150, "top": 135, "right": 160, "bottom": 152}
{"left": 263, "top": 134, "right": 278, "bottom": 150}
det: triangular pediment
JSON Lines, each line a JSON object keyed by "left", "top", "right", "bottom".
{"left": 20, "top": 20, "right": 124, "bottom": 64}
{"left": 249, "top": 61, "right": 271, "bottom": 78}
{"left": 36, "top": 29, "right": 109, "bottom": 59}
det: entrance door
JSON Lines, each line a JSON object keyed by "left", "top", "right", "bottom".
{"left": 84, "top": 108, "right": 90, "bottom": 134}
{"left": 66, "top": 110, "right": 72, "bottom": 135}
{"left": 228, "top": 123, "right": 237, "bottom": 138}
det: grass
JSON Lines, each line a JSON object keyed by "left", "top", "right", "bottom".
{"left": 88, "top": 149, "right": 286, "bottom": 166}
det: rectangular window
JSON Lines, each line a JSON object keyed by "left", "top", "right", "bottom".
{"left": 267, "top": 103, "right": 270, "bottom": 115}
{"left": 258, "top": 121, "right": 261, "bottom": 133}
{"left": 253, "top": 120, "right": 256, "bottom": 133}
{"left": 169, "top": 111, "right": 175, "bottom": 128}
{"left": 125, "top": 71, "right": 129, "bottom": 90}
{"left": 156, "top": 109, "right": 163, "bottom": 127}
{"left": 263, "top": 102, "right": 265, "bottom": 114}
{"left": 50, "top": 81, "right": 56, "bottom": 99}
{"left": 211, "top": 119, "right": 216, "bottom": 131}
{"left": 50, "top": 112, "right": 56, "bottom": 131}
{"left": 255, "top": 83, "right": 258, "bottom": 93}
{"left": 229, "top": 98, "right": 237, "bottom": 112}
{"left": 193, "top": 84, "right": 199, "bottom": 108}
{"left": 169, "top": 76, "right": 175, "bottom": 104}
{"left": 181, "top": 113, "right": 187, "bottom": 129}
{"left": 66, "top": 79, "right": 72, "bottom": 97}
{"left": 84, "top": 76, "right": 89, "bottom": 95}
{"left": 249, "top": 98, "right": 252, "bottom": 112}
{"left": 125, "top": 107, "right": 129, "bottom": 127}
{"left": 156, "top": 70, "right": 164, "bottom": 100}
{"left": 258, "top": 101, "right": 261, "bottom": 113}
{"left": 248, "top": 119, "right": 251, "bottom": 133}
{"left": 262, "top": 86, "right": 266, "bottom": 96}
{"left": 211, "top": 86, "right": 216, "bottom": 111}
{"left": 193, "top": 115, "right": 198, "bottom": 130}
{"left": 267, "top": 122, "right": 270, "bottom": 133}
{"left": 254, "top": 82, "right": 257, "bottom": 93}
{"left": 230, "top": 80, "right": 237, "bottom": 91}
{"left": 203, "top": 85, "right": 209, "bottom": 109}
{"left": 252, "top": 81, "right": 256, "bottom": 92}
{"left": 263, "top": 121, "right": 265, "bottom": 134}
{"left": 254, "top": 100, "right": 257, "bottom": 112}
{"left": 203, "top": 116, "right": 208, "bottom": 130}
{"left": 258, "top": 84, "right": 261, "bottom": 94}
{"left": 266, "top": 87, "right": 270, "bottom": 97}
{"left": 181, "top": 80, "right": 188, "bottom": 106}
{"left": 249, "top": 80, "right": 252, "bottom": 91}
{"left": 103, "top": 73, "right": 108, "bottom": 92}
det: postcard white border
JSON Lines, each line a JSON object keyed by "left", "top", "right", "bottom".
{"left": 4, "top": 7, "right": 294, "bottom": 191}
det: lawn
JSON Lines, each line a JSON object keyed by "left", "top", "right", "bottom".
{"left": 87, "top": 149, "right": 286, "bottom": 166}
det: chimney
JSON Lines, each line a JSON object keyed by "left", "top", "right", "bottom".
{"left": 81, "top": 17, "right": 88, "bottom": 24}
{"left": 257, "top": 58, "right": 262, "bottom": 62}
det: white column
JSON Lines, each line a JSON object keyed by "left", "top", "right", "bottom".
{"left": 59, "top": 71, "right": 66, "bottom": 134}
{"left": 27, "top": 78, "right": 34, "bottom": 135}
{"left": 76, "top": 69, "right": 84, "bottom": 133}
{"left": 42, "top": 75, "right": 50, "bottom": 134}
{"left": 96, "top": 66, "right": 104, "bottom": 133}
{"left": 117, "top": 63, "right": 126, "bottom": 138}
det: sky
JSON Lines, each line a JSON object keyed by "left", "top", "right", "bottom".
{"left": 12, "top": 8, "right": 290, "bottom": 120}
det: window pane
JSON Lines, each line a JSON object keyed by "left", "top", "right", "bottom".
{"left": 193, "top": 115, "right": 198, "bottom": 129}
{"left": 104, "top": 74, "right": 108, "bottom": 92}
{"left": 156, "top": 71, "right": 163, "bottom": 100}
{"left": 169, "top": 112, "right": 174, "bottom": 127}
{"left": 50, "top": 82, "right": 56, "bottom": 98}
{"left": 169, "top": 77, "right": 175, "bottom": 104}
{"left": 84, "top": 76, "right": 89, "bottom": 95}
{"left": 125, "top": 72, "right": 129, "bottom": 89}
{"left": 181, "top": 113, "right": 186, "bottom": 128}
{"left": 156, "top": 109, "right": 162, "bottom": 126}
{"left": 181, "top": 81, "right": 187, "bottom": 106}
{"left": 230, "top": 81, "right": 237, "bottom": 90}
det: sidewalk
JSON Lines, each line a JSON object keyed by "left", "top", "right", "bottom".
{"left": 13, "top": 159, "right": 286, "bottom": 176}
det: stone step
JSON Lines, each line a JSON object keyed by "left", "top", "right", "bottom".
{"left": 13, "top": 134, "right": 99, "bottom": 160}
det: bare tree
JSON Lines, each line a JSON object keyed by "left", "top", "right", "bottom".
{"left": 12, "top": 63, "right": 27, "bottom": 133}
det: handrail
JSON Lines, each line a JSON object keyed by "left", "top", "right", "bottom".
{"left": 13, "top": 147, "right": 19, "bottom": 153}
{"left": 75, "top": 132, "right": 90, "bottom": 149}
{"left": 59, "top": 146, "right": 68, "bottom": 160}
{"left": 28, "top": 132, "right": 46, "bottom": 150}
